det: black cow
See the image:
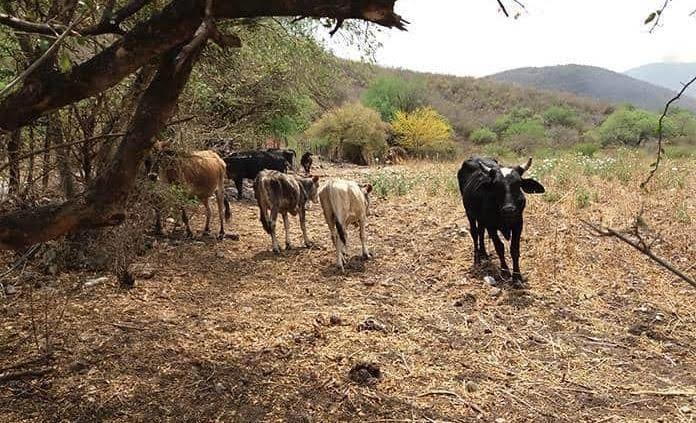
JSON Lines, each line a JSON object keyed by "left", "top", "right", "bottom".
{"left": 300, "top": 152, "right": 313, "bottom": 174}
{"left": 224, "top": 151, "right": 290, "bottom": 200}
{"left": 267, "top": 148, "right": 296, "bottom": 170}
{"left": 457, "top": 156, "right": 545, "bottom": 284}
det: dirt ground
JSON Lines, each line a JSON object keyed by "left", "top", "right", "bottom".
{"left": 1, "top": 159, "right": 695, "bottom": 422}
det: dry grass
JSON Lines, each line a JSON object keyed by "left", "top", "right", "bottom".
{"left": 1, "top": 153, "right": 695, "bottom": 422}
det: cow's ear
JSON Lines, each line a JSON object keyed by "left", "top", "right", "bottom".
{"left": 521, "top": 178, "right": 545, "bottom": 194}
{"left": 363, "top": 183, "right": 373, "bottom": 194}
{"left": 312, "top": 175, "right": 319, "bottom": 183}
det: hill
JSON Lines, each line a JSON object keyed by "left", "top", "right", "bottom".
{"left": 338, "top": 61, "right": 609, "bottom": 138}
{"left": 625, "top": 62, "right": 696, "bottom": 98}
{"left": 488, "top": 64, "right": 696, "bottom": 113}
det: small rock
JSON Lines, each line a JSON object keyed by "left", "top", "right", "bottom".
{"left": 483, "top": 276, "right": 497, "bottom": 286}
{"left": 465, "top": 380, "right": 478, "bottom": 393}
{"left": 4, "top": 284, "right": 17, "bottom": 295}
{"left": 216, "top": 251, "right": 225, "bottom": 258}
{"left": 357, "top": 317, "right": 387, "bottom": 332}
{"left": 214, "top": 382, "right": 225, "bottom": 394}
{"left": 654, "top": 313, "right": 664, "bottom": 322}
{"left": 457, "top": 227, "right": 469, "bottom": 237}
{"left": 329, "top": 315, "right": 342, "bottom": 326}
{"left": 680, "top": 405, "right": 691, "bottom": 414}
{"left": 349, "top": 362, "right": 381, "bottom": 385}
{"left": 165, "top": 217, "right": 175, "bottom": 224}
{"left": 453, "top": 293, "right": 477, "bottom": 307}
{"left": 495, "top": 418, "right": 506, "bottom": 423}
{"left": 138, "top": 269, "right": 155, "bottom": 280}
{"left": 84, "top": 276, "right": 109, "bottom": 288}
{"left": 489, "top": 287, "right": 502, "bottom": 297}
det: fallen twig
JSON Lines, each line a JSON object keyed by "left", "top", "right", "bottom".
{"left": 581, "top": 219, "right": 695, "bottom": 289}
{"left": 417, "top": 390, "right": 484, "bottom": 414}
{"left": 630, "top": 389, "right": 695, "bottom": 397}
{"left": 0, "top": 366, "right": 53, "bottom": 383}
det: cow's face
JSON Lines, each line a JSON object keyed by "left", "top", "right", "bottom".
{"left": 481, "top": 158, "right": 545, "bottom": 225}
{"left": 307, "top": 175, "right": 320, "bottom": 203}
{"left": 361, "top": 183, "right": 373, "bottom": 216}
{"left": 145, "top": 141, "right": 174, "bottom": 182}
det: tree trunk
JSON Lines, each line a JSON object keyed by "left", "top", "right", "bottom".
{"left": 42, "top": 113, "right": 61, "bottom": 192}
{"left": 7, "top": 129, "right": 20, "bottom": 195}
{"left": 25, "top": 126, "right": 35, "bottom": 197}
{"left": 0, "top": 44, "right": 201, "bottom": 249}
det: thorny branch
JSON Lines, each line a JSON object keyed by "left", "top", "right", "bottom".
{"left": 581, "top": 219, "right": 695, "bottom": 289}
{"left": 646, "top": 0, "right": 671, "bottom": 33}
{"left": 640, "top": 74, "right": 696, "bottom": 189}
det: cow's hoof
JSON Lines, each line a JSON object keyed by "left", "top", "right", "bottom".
{"left": 225, "top": 233, "right": 240, "bottom": 241}
{"left": 500, "top": 268, "right": 512, "bottom": 280}
{"left": 185, "top": 232, "right": 194, "bottom": 239}
{"left": 285, "top": 243, "right": 293, "bottom": 250}
{"left": 362, "top": 252, "right": 372, "bottom": 260}
{"left": 202, "top": 230, "right": 212, "bottom": 238}
{"left": 272, "top": 246, "right": 281, "bottom": 254}
{"left": 512, "top": 273, "right": 526, "bottom": 286}
{"left": 304, "top": 241, "right": 315, "bottom": 249}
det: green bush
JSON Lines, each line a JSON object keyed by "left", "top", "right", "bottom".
{"left": 597, "top": 107, "right": 658, "bottom": 146}
{"left": 502, "top": 119, "right": 546, "bottom": 140}
{"left": 470, "top": 127, "right": 497, "bottom": 145}
{"left": 543, "top": 106, "right": 579, "bottom": 128}
{"left": 361, "top": 76, "right": 425, "bottom": 122}
{"left": 306, "top": 102, "right": 388, "bottom": 165}
{"left": 574, "top": 142, "right": 600, "bottom": 157}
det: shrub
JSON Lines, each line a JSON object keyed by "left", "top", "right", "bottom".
{"left": 391, "top": 106, "right": 455, "bottom": 157}
{"left": 543, "top": 106, "right": 579, "bottom": 128}
{"left": 470, "top": 127, "right": 497, "bottom": 145}
{"left": 503, "top": 119, "right": 546, "bottom": 140}
{"left": 574, "top": 142, "right": 600, "bottom": 157}
{"left": 597, "top": 107, "right": 658, "bottom": 146}
{"left": 306, "top": 102, "right": 388, "bottom": 165}
{"left": 362, "top": 76, "right": 425, "bottom": 121}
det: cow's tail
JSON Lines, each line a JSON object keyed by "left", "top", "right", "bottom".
{"left": 335, "top": 220, "right": 347, "bottom": 245}
{"left": 223, "top": 195, "right": 231, "bottom": 222}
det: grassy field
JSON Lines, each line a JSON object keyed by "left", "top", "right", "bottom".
{"left": 1, "top": 151, "right": 694, "bottom": 422}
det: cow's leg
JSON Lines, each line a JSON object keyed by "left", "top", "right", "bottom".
{"left": 235, "top": 177, "right": 244, "bottom": 200}
{"left": 215, "top": 184, "right": 226, "bottom": 240}
{"left": 270, "top": 208, "right": 280, "bottom": 253}
{"left": 299, "top": 208, "right": 312, "bottom": 248}
{"left": 477, "top": 225, "right": 489, "bottom": 261}
{"left": 467, "top": 215, "right": 480, "bottom": 265}
{"left": 510, "top": 223, "right": 524, "bottom": 284}
{"left": 487, "top": 227, "right": 511, "bottom": 278}
{"left": 153, "top": 207, "right": 163, "bottom": 235}
{"left": 181, "top": 208, "right": 193, "bottom": 238}
{"left": 202, "top": 198, "right": 212, "bottom": 236}
{"left": 282, "top": 213, "right": 292, "bottom": 250}
{"left": 359, "top": 217, "right": 370, "bottom": 259}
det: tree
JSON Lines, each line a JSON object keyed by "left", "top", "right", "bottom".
{"left": 597, "top": 106, "right": 659, "bottom": 146}
{"left": 391, "top": 106, "right": 455, "bottom": 157}
{"left": 0, "top": 0, "right": 407, "bottom": 250}
{"left": 362, "top": 75, "right": 425, "bottom": 121}
{"left": 306, "top": 102, "right": 388, "bottom": 165}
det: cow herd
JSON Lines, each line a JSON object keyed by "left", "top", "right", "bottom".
{"left": 146, "top": 143, "right": 545, "bottom": 283}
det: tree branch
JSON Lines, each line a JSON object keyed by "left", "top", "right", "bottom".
{"left": 0, "top": 16, "right": 82, "bottom": 98}
{"left": 581, "top": 219, "right": 695, "bottom": 289}
{"left": 0, "top": 0, "right": 408, "bottom": 132}
{"left": 640, "top": 74, "right": 696, "bottom": 189}
{"left": 0, "top": 43, "right": 201, "bottom": 250}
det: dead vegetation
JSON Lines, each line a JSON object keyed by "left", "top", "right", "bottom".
{"left": 0, "top": 153, "right": 694, "bottom": 422}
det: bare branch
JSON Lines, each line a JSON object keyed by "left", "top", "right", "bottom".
{"left": 0, "top": 16, "right": 82, "bottom": 98}
{"left": 647, "top": 0, "right": 671, "bottom": 33}
{"left": 496, "top": 0, "right": 509, "bottom": 17}
{"left": 581, "top": 219, "right": 695, "bottom": 289}
{"left": 641, "top": 74, "right": 696, "bottom": 189}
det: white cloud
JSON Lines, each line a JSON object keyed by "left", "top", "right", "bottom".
{"left": 333, "top": 0, "right": 696, "bottom": 77}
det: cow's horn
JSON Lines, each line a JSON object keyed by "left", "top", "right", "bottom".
{"left": 479, "top": 161, "right": 492, "bottom": 173}
{"left": 520, "top": 157, "right": 533, "bottom": 173}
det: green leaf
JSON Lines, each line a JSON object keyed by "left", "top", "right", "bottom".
{"left": 58, "top": 53, "right": 71, "bottom": 72}
{"left": 644, "top": 12, "right": 656, "bottom": 24}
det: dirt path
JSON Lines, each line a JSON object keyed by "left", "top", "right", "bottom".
{"left": 1, "top": 161, "right": 695, "bottom": 422}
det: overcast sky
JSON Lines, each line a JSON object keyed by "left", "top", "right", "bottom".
{"left": 333, "top": 0, "right": 696, "bottom": 77}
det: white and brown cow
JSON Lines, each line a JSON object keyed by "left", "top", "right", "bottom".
{"left": 254, "top": 170, "right": 320, "bottom": 253}
{"left": 318, "top": 179, "right": 373, "bottom": 272}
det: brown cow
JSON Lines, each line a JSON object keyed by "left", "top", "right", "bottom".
{"left": 254, "top": 170, "right": 319, "bottom": 253}
{"left": 146, "top": 143, "right": 234, "bottom": 240}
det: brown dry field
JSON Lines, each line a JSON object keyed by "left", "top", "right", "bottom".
{"left": 1, "top": 155, "right": 695, "bottom": 422}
